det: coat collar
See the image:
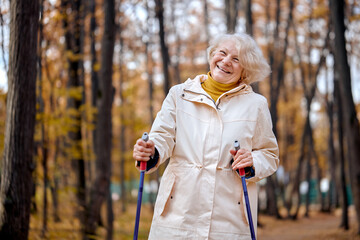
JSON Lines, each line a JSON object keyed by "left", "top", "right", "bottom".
{"left": 183, "top": 74, "right": 253, "bottom": 97}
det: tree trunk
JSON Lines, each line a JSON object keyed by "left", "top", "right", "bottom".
{"left": 266, "top": 0, "right": 293, "bottom": 218}
{"left": 155, "top": 0, "right": 171, "bottom": 95}
{"left": 118, "top": 21, "right": 127, "bottom": 213}
{"left": 245, "top": 0, "right": 253, "bottom": 36}
{"left": 170, "top": 0, "right": 182, "bottom": 85}
{"left": 203, "top": 0, "right": 210, "bottom": 72}
{"left": 37, "top": 0, "right": 49, "bottom": 236}
{"left": 334, "top": 75, "right": 349, "bottom": 230}
{"left": 225, "top": 0, "right": 238, "bottom": 33}
{"left": 89, "top": 0, "right": 98, "bottom": 185}
{"left": 50, "top": 176, "right": 61, "bottom": 222}
{"left": 61, "top": 0, "right": 87, "bottom": 233}
{"left": 245, "top": 0, "right": 259, "bottom": 92}
{"left": 305, "top": 149, "right": 311, "bottom": 218}
{"left": 0, "top": 0, "right": 39, "bottom": 239}
{"left": 106, "top": 190, "right": 114, "bottom": 240}
{"left": 325, "top": 65, "right": 336, "bottom": 212}
{"left": 290, "top": 119, "right": 308, "bottom": 219}
{"left": 329, "top": 0, "right": 360, "bottom": 234}
{"left": 49, "top": 69, "right": 61, "bottom": 222}
{"left": 85, "top": 0, "right": 115, "bottom": 238}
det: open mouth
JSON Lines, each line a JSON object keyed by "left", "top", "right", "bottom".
{"left": 217, "top": 65, "right": 231, "bottom": 74}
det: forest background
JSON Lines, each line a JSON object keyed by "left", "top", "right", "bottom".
{"left": 0, "top": 0, "right": 360, "bottom": 239}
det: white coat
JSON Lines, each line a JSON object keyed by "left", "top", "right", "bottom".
{"left": 146, "top": 74, "right": 279, "bottom": 239}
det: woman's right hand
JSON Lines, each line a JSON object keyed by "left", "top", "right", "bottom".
{"left": 133, "top": 138, "right": 155, "bottom": 162}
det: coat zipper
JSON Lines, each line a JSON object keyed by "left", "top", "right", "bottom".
{"left": 184, "top": 85, "right": 247, "bottom": 110}
{"left": 183, "top": 89, "right": 219, "bottom": 109}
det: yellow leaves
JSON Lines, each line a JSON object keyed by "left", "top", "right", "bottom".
{"left": 349, "top": 14, "right": 360, "bottom": 22}
{"left": 67, "top": 86, "right": 83, "bottom": 101}
{"left": 93, "top": 62, "right": 101, "bottom": 72}
{"left": 312, "top": 6, "right": 329, "bottom": 19}
{"left": 64, "top": 139, "right": 84, "bottom": 160}
{"left": 66, "top": 50, "right": 83, "bottom": 62}
{"left": 297, "top": 6, "right": 329, "bottom": 23}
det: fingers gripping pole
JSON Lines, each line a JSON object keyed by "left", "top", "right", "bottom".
{"left": 139, "top": 132, "right": 149, "bottom": 171}
{"left": 234, "top": 140, "right": 245, "bottom": 176}
{"left": 234, "top": 140, "right": 256, "bottom": 240}
{"left": 134, "top": 132, "right": 149, "bottom": 240}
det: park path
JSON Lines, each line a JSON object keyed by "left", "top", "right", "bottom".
{"left": 257, "top": 209, "right": 359, "bottom": 240}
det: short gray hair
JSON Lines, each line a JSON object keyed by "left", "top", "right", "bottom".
{"left": 207, "top": 33, "right": 271, "bottom": 84}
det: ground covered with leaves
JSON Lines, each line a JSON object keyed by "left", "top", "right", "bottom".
{"left": 258, "top": 207, "right": 360, "bottom": 240}
{"left": 29, "top": 197, "right": 360, "bottom": 240}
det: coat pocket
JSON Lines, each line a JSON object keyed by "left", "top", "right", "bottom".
{"left": 155, "top": 171, "right": 176, "bottom": 216}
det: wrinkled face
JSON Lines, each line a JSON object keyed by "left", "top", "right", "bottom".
{"left": 209, "top": 39, "right": 243, "bottom": 84}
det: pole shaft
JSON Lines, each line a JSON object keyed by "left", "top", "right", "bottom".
{"left": 234, "top": 140, "right": 256, "bottom": 240}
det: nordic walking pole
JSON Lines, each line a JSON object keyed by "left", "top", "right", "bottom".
{"left": 133, "top": 132, "right": 149, "bottom": 240}
{"left": 234, "top": 140, "right": 256, "bottom": 240}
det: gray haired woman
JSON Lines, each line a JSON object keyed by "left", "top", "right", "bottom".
{"left": 133, "top": 33, "right": 279, "bottom": 240}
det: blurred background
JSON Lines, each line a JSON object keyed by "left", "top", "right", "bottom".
{"left": 0, "top": 0, "right": 360, "bottom": 239}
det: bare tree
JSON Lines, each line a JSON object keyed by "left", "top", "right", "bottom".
{"left": 203, "top": 0, "right": 210, "bottom": 72}
{"left": 85, "top": 0, "right": 115, "bottom": 238}
{"left": 329, "top": 0, "right": 360, "bottom": 234}
{"left": 245, "top": 0, "right": 259, "bottom": 93}
{"left": 334, "top": 70, "right": 349, "bottom": 230}
{"left": 37, "top": 0, "right": 48, "bottom": 236}
{"left": 245, "top": 0, "right": 253, "bottom": 36}
{"left": 266, "top": 0, "right": 293, "bottom": 219}
{"left": 155, "top": 0, "right": 171, "bottom": 95}
{"left": 225, "top": 0, "right": 239, "bottom": 33}
{"left": 89, "top": 0, "right": 98, "bottom": 185}
{"left": 170, "top": 0, "right": 182, "bottom": 84}
{"left": 324, "top": 57, "right": 336, "bottom": 213}
{"left": 0, "top": 0, "right": 39, "bottom": 239}
{"left": 61, "top": 0, "right": 87, "bottom": 233}
{"left": 117, "top": 21, "right": 127, "bottom": 213}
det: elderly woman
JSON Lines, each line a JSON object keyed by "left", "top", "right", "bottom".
{"left": 133, "top": 33, "right": 279, "bottom": 239}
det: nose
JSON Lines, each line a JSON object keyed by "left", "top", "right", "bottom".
{"left": 222, "top": 56, "right": 231, "bottom": 65}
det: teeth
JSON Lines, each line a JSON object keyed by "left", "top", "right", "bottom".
{"left": 217, "top": 65, "right": 230, "bottom": 74}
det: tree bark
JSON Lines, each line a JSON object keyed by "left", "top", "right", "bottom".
{"left": 225, "top": 0, "right": 238, "bottom": 33}
{"left": 117, "top": 20, "right": 127, "bottom": 213}
{"left": 37, "top": 0, "right": 49, "bottom": 236}
{"left": 85, "top": 0, "right": 115, "bottom": 238}
{"left": 0, "top": 0, "right": 39, "bottom": 239}
{"left": 155, "top": 0, "right": 171, "bottom": 95}
{"left": 325, "top": 63, "right": 336, "bottom": 212}
{"left": 61, "top": 0, "right": 87, "bottom": 233}
{"left": 106, "top": 190, "right": 114, "bottom": 240}
{"left": 89, "top": 0, "right": 98, "bottom": 185}
{"left": 334, "top": 75, "right": 349, "bottom": 230}
{"left": 245, "top": 0, "right": 259, "bottom": 92}
{"left": 203, "top": 0, "right": 210, "bottom": 72}
{"left": 170, "top": 0, "right": 182, "bottom": 85}
{"left": 329, "top": 0, "right": 360, "bottom": 234}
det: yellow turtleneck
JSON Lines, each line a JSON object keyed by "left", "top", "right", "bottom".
{"left": 201, "top": 72, "right": 239, "bottom": 102}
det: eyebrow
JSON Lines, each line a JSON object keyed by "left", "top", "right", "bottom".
{"left": 218, "top": 47, "right": 239, "bottom": 58}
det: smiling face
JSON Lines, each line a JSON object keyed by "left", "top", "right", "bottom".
{"left": 209, "top": 39, "right": 243, "bottom": 84}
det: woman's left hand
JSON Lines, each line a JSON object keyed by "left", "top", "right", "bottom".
{"left": 229, "top": 148, "right": 253, "bottom": 171}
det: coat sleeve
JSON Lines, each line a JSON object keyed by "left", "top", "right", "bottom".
{"left": 144, "top": 86, "right": 178, "bottom": 174}
{"left": 248, "top": 98, "right": 279, "bottom": 183}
